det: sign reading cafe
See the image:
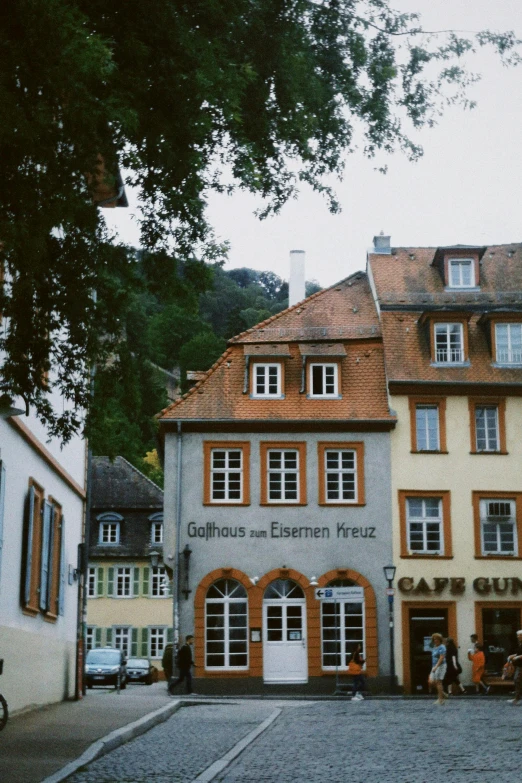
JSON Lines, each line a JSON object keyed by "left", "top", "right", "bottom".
{"left": 187, "top": 521, "right": 377, "bottom": 541}
{"left": 398, "top": 576, "right": 522, "bottom": 595}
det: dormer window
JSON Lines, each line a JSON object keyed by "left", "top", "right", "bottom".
{"left": 97, "top": 512, "right": 123, "bottom": 545}
{"left": 252, "top": 363, "right": 282, "bottom": 398}
{"left": 495, "top": 323, "right": 522, "bottom": 365}
{"left": 434, "top": 323, "right": 464, "bottom": 364}
{"left": 149, "top": 513, "right": 163, "bottom": 544}
{"left": 309, "top": 363, "right": 339, "bottom": 397}
{"left": 448, "top": 258, "right": 475, "bottom": 288}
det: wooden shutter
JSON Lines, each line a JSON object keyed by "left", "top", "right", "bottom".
{"left": 0, "top": 461, "right": 5, "bottom": 585}
{"left": 107, "top": 567, "right": 115, "bottom": 596}
{"left": 39, "top": 501, "right": 53, "bottom": 611}
{"left": 97, "top": 567, "right": 104, "bottom": 596}
{"left": 58, "top": 515, "right": 66, "bottom": 616}
{"left": 106, "top": 627, "right": 113, "bottom": 646}
{"left": 131, "top": 628, "right": 138, "bottom": 656}
{"left": 142, "top": 567, "right": 150, "bottom": 597}
{"left": 46, "top": 505, "right": 56, "bottom": 612}
{"left": 24, "top": 484, "right": 36, "bottom": 605}
{"left": 141, "top": 627, "right": 149, "bottom": 657}
{"left": 95, "top": 627, "right": 102, "bottom": 648}
{"left": 133, "top": 567, "right": 140, "bottom": 597}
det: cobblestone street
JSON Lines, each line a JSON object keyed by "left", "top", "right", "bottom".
{"left": 67, "top": 698, "right": 522, "bottom": 783}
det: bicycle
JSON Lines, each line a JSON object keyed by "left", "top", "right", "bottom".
{"left": 0, "top": 659, "right": 8, "bottom": 730}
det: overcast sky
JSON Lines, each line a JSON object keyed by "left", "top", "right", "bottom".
{"left": 104, "top": 0, "right": 522, "bottom": 288}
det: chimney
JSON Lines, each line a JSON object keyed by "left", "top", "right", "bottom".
{"left": 289, "top": 250, "right": 306, "bottom": 306}
{"left": 372, "top": 232, "right": 391, "bottom": 254}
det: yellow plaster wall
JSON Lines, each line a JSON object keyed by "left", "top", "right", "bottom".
{"left": 391, "top": 394, "right": 522, "bottom": 685}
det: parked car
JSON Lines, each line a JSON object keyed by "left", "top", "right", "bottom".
{"left": 126, "top": 658, "right": 159, "bottom": 685}
{"left": 85, "top": 647, "right": 127, "bottom": 689}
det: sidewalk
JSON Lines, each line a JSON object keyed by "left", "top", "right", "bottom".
{"left": 0, "top": 683, "right": 175, "bottom": 783}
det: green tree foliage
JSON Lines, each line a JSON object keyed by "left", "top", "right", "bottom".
{"left": 1, "top": 0, "right": 520, "bottom": 440}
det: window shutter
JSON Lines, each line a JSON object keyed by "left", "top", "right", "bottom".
{"left": 95, "top": 627, "right": 102, "bottom": 647}
{"left": 107, "top": 567, "right": 115, "bottom": 596}
{"left": 142, "top": 567, "right": 150, "bottom": 597}
{"left": 167, "top": 578, "right": 173, "bottom": 597}
{"left": 0, "top": 461, "right": 6, "bottom": 585}
{"left": 96, "top": 567, "right": 104, "bottom": 596}
{"left": 58, "top": 516, "right": 66, "bottom": 616}
{"left": 131, "top": 627, "right": 138, "bottom": 656}
{"left": 141, "top": 627, "right": 149, "bottom": 657}
{"left": 24, "top": 485, "right": 36, "bottom": 605}
{"left": 39, "top": 500, "right": 53, "bottom": 611}
{"left": 167, "top": 627, "right": 174, "bottom": 644}
{"left": 106, "top": 628, "right": 113, "bottom": 646}
{"left": 133, "top": 566, "right": 140, "bottom": 597}
{"left": 46, "top": 506, "right": 56, "bottom": 611}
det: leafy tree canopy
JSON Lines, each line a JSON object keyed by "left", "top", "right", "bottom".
{"left": 0, "top": 0, "right": 520, "bottom": 440}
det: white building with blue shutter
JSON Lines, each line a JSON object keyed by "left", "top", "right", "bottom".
{"left": 0, "top": 398, "right": 86, "bottom": 713}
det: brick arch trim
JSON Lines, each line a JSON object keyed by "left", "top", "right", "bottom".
{"left": 257, "top": 567, "right": 310, "bottom": 593}
{"left": 317, "top": 568, "right": 378, "bottom": 677}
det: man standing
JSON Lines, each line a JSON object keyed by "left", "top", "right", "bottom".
{"left": 168, "top": 635, "right": 195, "bottom": 695}
{"left": 507, "top": 630, "right": 522, "bottom": 706}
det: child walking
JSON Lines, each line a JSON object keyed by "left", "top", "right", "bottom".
{"left": 349, "top": 644, "right": 366, "bottom": 701}
{"left": 468, "top": 643, "right": 489, "bottom": 694}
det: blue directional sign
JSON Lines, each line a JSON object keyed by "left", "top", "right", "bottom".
{"left": 314, "top": 587, "right": 364, "bottom": 601}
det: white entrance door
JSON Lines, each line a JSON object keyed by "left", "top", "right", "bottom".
{"left": 263, "top": 600, "right": 308, "bottom": 683}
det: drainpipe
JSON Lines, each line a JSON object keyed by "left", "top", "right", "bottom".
{"left": 173, "top": 421, "right": 183, "bottom": 648}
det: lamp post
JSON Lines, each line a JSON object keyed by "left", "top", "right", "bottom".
{"left": 383, "top": 564, "right": 397, "bottom": 694}
{"left": 182, "top": 544, "right": 192, "bottom": 600}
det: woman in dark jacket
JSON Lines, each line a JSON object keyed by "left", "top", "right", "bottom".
{"left": 443, "top": 637, "right": 466, "bottom": 695}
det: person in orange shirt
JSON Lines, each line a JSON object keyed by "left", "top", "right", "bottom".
{"left": 468, "top": 643, "right": 489, "bottom": 694}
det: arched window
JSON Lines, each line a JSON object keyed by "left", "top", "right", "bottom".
{"left": 321, "top": 579, "right": 365, "bottom": 670}
{"left": 205, "top": 579, "right": 248, "bottom": 669}
{"left": 263, "top": 579, "right": 304, "bottom": 600}
{"left": 97, "top": 512, "right": 123, "bottom": 545}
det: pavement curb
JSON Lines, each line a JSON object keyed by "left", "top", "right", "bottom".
{"left": 40, "top": 700, "right": 183, "bottom": 783}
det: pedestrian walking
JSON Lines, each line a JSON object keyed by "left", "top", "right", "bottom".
{"left": 468, "top": 643, "right": 489, "bottom": 694}
{"left": 443, "top": 637, "right": 465, "bottom": 695}
{"left": 162, "top": 643, "right": 173, "bottom": 687}
{"left": 348, "top": 644, "right": 366, "bottom": 701}
{"left": 168, "top": 635, "right": 195, "bottom": 695}
{"left": 429, "top": 633, "right": 447, "bottom": 705}
{"left": 507, "top": 629, "right": 522, "bottom": 705}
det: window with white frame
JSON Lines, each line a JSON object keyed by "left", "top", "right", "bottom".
{"left": 448, "top": 258, "right": 475, "bottom": 288}
{"left": 434, "top": 323, "right": 464, "bottom": 364}
{"left": 267, "top": 449, "right": 299, "bottom": 502}
{"left": 321, "top": 580, "right": 364, "bottom": 669}
{"left": 149, "top": 627, "right": 167, "bottom": 658}
{"left": 151, "top": 566, "right": 168, "bottom": 597}
{"left": 113, "top": 626, "right": 131, "bottom": 656}
{"left": 205, "top": 579, "right": 248, "bottom": 669}
{"left": 475, "top": 406, "right": 499, "bottom": 452}
{"left": 415, "top": 405, "right": 440, "bottom": 451}
{"left": 324, "top": 449, "right": 357, "bottom": 502}
{"left": 480, "top": 499, "right": 517, "bottom": 555}
{"left": 150, "top": 519, "right": 163, "bottom": 544}
{"left": 116, "top": 567, "right": 132, "bottom": 597}
{"left": 309, "top": 363, "right": 339, "bottom": 397}
{"left": 406, "top": 497, "right": 443, "bottom": 554}
{"left": 253, "top": 363, "right": 282, "bottom": 397}
{"left": 98, "top": 513, "right": 122, "bottom": 545}
{"left": 210, "top": 449, "right": 242, "bottom": 502}
{"left": 495, "top": 323, "right": 522, "bottom": 365}
{"left": 87, "top": 567, "right": 97, "bottom": 598}
{"left": 86, "top": 627, "right": 95, "bottom": 651}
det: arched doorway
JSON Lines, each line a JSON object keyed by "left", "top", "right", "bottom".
{"left": 263, "top": 579, "right": 307, "bottom": 683}
{"left": 205, "top": 579, "right": 248, "bottom": 670}
{"left": 321, "top": 579, "right": 365, "bottom": 670}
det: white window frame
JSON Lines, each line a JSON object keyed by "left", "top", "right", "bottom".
{"left": 434, "top": 323, "right": 464, "bottom": 364}
{"left": 321, "top": 598, "right": 365, "bottom": 671}
{"left": 151, "top": 566, "right": 169, "bottom": 597}
{"left": 149, "top": 513, "right": 163, "bottom": 544}
{"left": 267, "top": 448, "right": 300, "bottom": 503}
{"left": 97, "top": 513, "right": 122, "bottom": 545}
{"left": 205, "top": 579, "right": 249, "bottom": 671}
{"left": 495, "top": 323, "right": 522, "bottom": 365}
{"left": 87, "top": 566, "right": 97, "bottom": 598}
{"left": 116, "top": 566, "right": 132, "bottom": 598}
{"left": 86, "top": 626, "right": 95, "bottom": 651}
{"left": 475, "top": 405, "right": 499, "bottom": 452}
{"left": 323, "top": 449, "right": 357, "bottom": 503}
{"left": 448, "top": 258, "right": 475, "bottom": 288}
{"left": 113, "top": 626, "right": 131, "bottom": 657}
{"left": 252, "top": 363, "right": 282, "bottom": 398}
{"left": 210, "top": 448, "right": 243, "bottom": 503}
{"left": 309, "top": 363, "right": 339, "bottom": 398}
{"left": 480, "top": 499, "right": 517, "bottom": 555}
{"left": 406, "top": 497, "right": 443, "bottom": 555}
{"left": 149, "top": 627, "right": 167, "bottom": 659}
{"left": 415, "top": 405, "right": 440, "bottom": 451}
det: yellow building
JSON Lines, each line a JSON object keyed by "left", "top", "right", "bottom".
{"left": 369, "top": 239, "right": 522, "bottom": 693}
{"left": 86, "top": 457, "right": 172, "bottom": 674}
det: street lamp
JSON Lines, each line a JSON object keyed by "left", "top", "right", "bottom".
{"left": 383, "top": 564, "right": 397, "bottom": 693}
{"left": 150, "top": 550, "right": 161, "bottom": 568}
